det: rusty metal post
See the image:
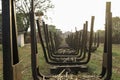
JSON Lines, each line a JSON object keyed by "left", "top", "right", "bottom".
{"left": 30, "top": 0, "right": 39, "bottom": 80}
{"left": 82, "top": 21, "right": 88, "bottom": 59}
{"left": 105, "top": 3, "right": 112, "bottom": 80}
{"left": 2, "top": 0, "right": 13, "bottom": 79}
{"left": 94, "top": 33, "right": 97, "bottom": 47}
{"left": 87, "top": 16, "right": 94, "bottom": 62}
{"left": 12, "top": 1, "right": 22, "bottom": 80}
{"left": 2, "top": 0, "right": 21, "bottom": 80}
{"left": 97, "top": 32, "right": 100, "bottom": 48}
{"left": 89, "top": 16, "right": 94, "bottom": 52}
{"left": 36, "top": 20, "right": 49, "bottom": 63}
{"left": 11, "top": 0, "right": 19, "bottom": 65}
{"left": 100, "top": 2, "right": 112, "bottom": 80}
{"left": 79, "top": 23, "right": 86, "bottom": 57}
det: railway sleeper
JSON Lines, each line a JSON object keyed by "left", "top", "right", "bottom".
{"left": 50, "top": 65, "right": 88, "bottom": 75}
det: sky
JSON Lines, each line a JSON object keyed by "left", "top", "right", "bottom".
{"left": 0, "top": 1, "right": 119, "bottom": 32}
{"left": 44, "top": 0, "right": 120, "bottom": 32}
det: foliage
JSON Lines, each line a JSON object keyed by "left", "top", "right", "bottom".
{"left": 48, "top": 25, "right": 56, "bottom": 33}
{"left": 47, "top": 25, "right": 63, "bottom": 49}
{"left": 16, "top": 13, "right": 26, "bottom": 32}
{"left": 112, "top": 17, "right": 120, "bottom": 44}
{"left": 97, "top": 17, "right": 120, "bottom": 44}
{"left": 96, "top": 30, "right": 105, "bottom": 43}
{"left": 15, "top": 0, "right": 54, "bottom": 33}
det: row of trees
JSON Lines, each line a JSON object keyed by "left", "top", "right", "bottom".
{"left": 97, "top": 17, "right": 120, "bottom": 44}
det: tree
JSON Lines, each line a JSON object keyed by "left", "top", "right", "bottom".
{"left": 16, "top": 13, "right": 25, "bottom": 32}
{"left": 15, "top": 0, "right": 54, "bottom": 42}
{"left": 112, "top": 17, "right": 120, "bottom": 44}
{"left": 96, "top": 30, "right": 105, "bottom": 43}
{"left": 48, "top": 25, "right": 56, "bottom": 32}
{"left": 97, "top": 17, "right": 120, "bottom": 44}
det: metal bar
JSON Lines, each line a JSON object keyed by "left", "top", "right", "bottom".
{"left": 81, "top": 21, "right": 88, "bottom": 60}
{"left": 30, "top": 0, "right": 39, "bottom": 80}
{"left": 97, "top": 32, "right": 100, "bottom": 48}
{"left": 99, "top": 17, "right": 107, "bottom": 78}
{"left": 85, "top": 16, "right": 94, "bottom": 63}
{"left": 36, "top": 20, "right": 51, "bottom": 79}
{"left": 100, "top": 2, "right": 112, "bottom": 80}
{"left": 37, "top": 20, "right": 50, "bottom": 63}
{"left": 94, "top": 33, "right": 97, "bottom": 47}
{"left": 11, "top": 1, "right": 22, "bottom": 80}
{"left": 105, "top": 4, "right": 112, "bottom": 80}
{"left": 11, "top": 0, "right": 19, "bottom": 65}
{"left": 2, "top": 0, "right": 13, "bottom": 80}
{"left": 79, "top": 24, "right": 86, "bottom": 57}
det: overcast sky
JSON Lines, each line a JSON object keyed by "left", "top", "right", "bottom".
{"left": 0, "top": 1, "right": 119, "bottom": 32}
{"left": 45, "top": 0, "right": 120, "bottom": 32}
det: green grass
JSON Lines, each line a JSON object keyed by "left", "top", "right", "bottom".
{"left": 111, "top": 44, "right": 120, "bottom": 80}
{"left": 88, "top": 44, "right": 120, "bottom": 80}
{"left": 18, "top": 44, "right": 51, "bottom": 80}
{"left": 0, "top": 44, "right": 120, "bottom": 80}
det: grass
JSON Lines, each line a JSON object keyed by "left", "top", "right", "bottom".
{"left": 18, "top": 44, "right": 51, "bottom": 80}
{"left": 88, "top": 44, "right": 120, "bottom": 80}
{"left": 0, "top": 43, "right": 120, "bottom": 80}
